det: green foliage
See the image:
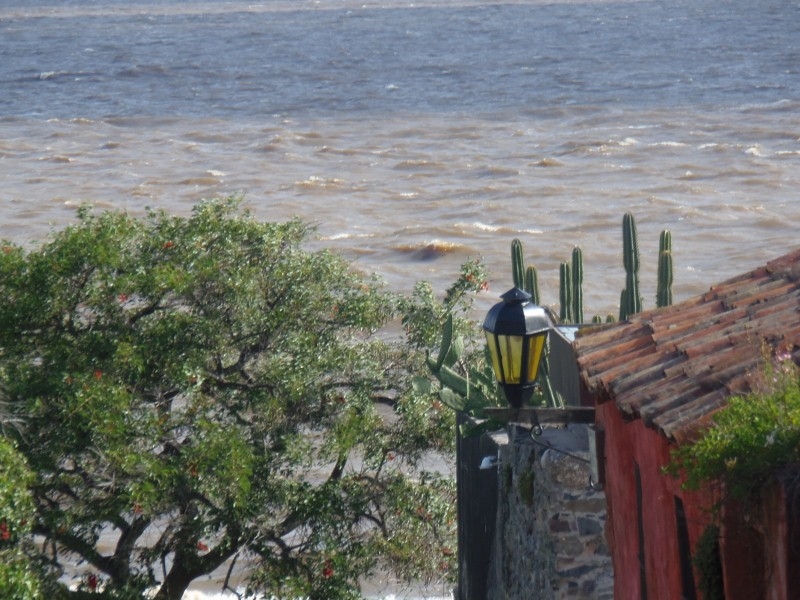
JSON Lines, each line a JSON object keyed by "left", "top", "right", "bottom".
{"left": 0, "top": 437, "right": 49, "bottom": 600}
{"left": 668, "top": 354, "right": 800, "bottom": 503}
{"left": 408, "top": 252, "right": 569, "bottom": 427}
{"left": 421, "top": 313, "right": 504, "bottom": 421}
{"left": 693, "top": 524, "right": 724, "bottom": 600}
{"left": 401, "top": 261, "right": 505, "bottom": 427}
{"left": 401, "top": 259, "right": 487, "bottom": 352}
{"left": 0, "top": 198, "right": 461, "bottom": 599}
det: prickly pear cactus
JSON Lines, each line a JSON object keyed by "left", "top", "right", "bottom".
{"left": 423, "top": 314, "right": 498, "bottom": 416}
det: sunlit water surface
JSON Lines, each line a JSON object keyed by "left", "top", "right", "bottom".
{"left": 2, "top": 0, "right": 799, "bottom": 596}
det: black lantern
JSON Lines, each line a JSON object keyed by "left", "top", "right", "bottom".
{"left": 483, "top": 287, "right": 551, "bottom": 408}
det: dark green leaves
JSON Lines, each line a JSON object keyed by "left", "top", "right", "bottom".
{"left": 0, "top": 198, "right": 459, "bottom": 599}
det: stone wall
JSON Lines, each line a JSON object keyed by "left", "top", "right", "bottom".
{"left": 485, "top": 424, "right": 613, "bottom": 600}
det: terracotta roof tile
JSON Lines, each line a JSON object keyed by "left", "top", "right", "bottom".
{"left": 574, "top": 247, "right": 800, "bottom": 444}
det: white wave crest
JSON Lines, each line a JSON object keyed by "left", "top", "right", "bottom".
{"left": 745, "top": 145, "right": 767, "bottom": 157}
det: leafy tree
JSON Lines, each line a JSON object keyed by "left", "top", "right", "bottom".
{"left": 0, "top": 435, "right": 47, "bottom": 600}
{"left": 0, "top": 198, "right": 482, "bottom": 599}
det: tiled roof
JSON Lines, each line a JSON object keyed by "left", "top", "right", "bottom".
{"left": 574, "top": 248, "right": 800, "bottom": 445}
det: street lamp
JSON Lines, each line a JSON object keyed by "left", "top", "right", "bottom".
{"left": 483, "top": 287, "right": 552, "bottom": 409}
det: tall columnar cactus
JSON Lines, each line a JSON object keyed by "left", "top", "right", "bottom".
{"left": 511, "top": 238, "right": 525, "bottom": 289}
{"left": 559, "top": 261, "right": 574, "bottom": 323}
{"left": 502, "top": 217, "right": 671, "bottom": 407}
{"left": 512, "top": 238, "right": 542, "bottom": 304}
{"left": 659, "top": 229, "right": 672, "bottom": 255}
{"left": 620, "top": 212, "right": 643, "bottom": 320}
{"left": 619, "top": 289, "right": 627, "bottom": 321}
{"left": 657, "top": 229, "right": 673, "bottom": 308}
{"left": 525, "top": 266, "right": 541, "bottom": 305}
{"left": 571, "top": 246, "right": 584, "bottom": 324}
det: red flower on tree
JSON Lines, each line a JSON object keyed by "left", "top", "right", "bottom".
{"left": 322, "top": 561, "right": 334, "bottom": 578}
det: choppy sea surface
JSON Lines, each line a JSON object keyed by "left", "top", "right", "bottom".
{"left": 2, "top": 0, "right": 799, "bottom": 318}
{"left": 2, "top": 0, "right": 799, "bottom": 596}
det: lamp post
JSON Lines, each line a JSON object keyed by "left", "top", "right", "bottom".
{"left": 483, "top": 287, "right": 552, "bottom": 409}
{"left": 482, "top": 287, "right": 601, "bottom": 487}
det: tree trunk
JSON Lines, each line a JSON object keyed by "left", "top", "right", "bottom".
{"left": 152, "top": 562, "right": 196, "bottom": 600}
{"left": 151, "top": 541, "right": 239, "bottom": 600}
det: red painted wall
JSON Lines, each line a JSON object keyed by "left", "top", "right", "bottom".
{"left": 598, "top": 400, "right": 800, "bottom": 600}
{"left": 597, "top": 401, "right": 715, "bottom": 599}
{"left": 721, "top": 481, "right": 800, "bottom": 600}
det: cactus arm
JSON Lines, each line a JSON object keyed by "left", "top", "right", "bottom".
{"left": 659, "top": 229, "right": 672, "bottom": 254}
{"left": 622, "top": 212, "right": 640, "bottom": 274}
{"left": 524, "top": 265, "right": 541, "bottom": 305}
{"left": 572, "top": 246, "right": 584, "bottom": 324}
{"left": 559, "top": 261, "right": 573, "bottom": 324}
{"left": 657, "top": 249, "right": 674, "bottom": 307}
{"left": 538, "top": 352, "right": 564, "bottom": 409}
{"left": 438, "top": 388, "right": 467, "bottom": 412}
{"left": 619, "top": 288, "right": 628, "bottom": 321}
{"left": 621, "top": 212, "right": 643, "bottom": 319}
{"left": 511, "top": 238, "right": 525, "bottom": 289}
{"left": 657, "top": 228, "right": 673, "bottom": 307}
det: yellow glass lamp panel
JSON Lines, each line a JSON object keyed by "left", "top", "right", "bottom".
{"left": 485, "top": 332, "right": 546, "bottom": 385}
{"left": 526, "top": 334, "right": 547, "bottom": 383}
{"left": 485, "top": 331, "right": 503, "bottom": 381}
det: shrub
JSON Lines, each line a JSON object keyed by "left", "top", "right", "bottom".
{"left": 669, "top": 350, "right": 800, "bottom": 503}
